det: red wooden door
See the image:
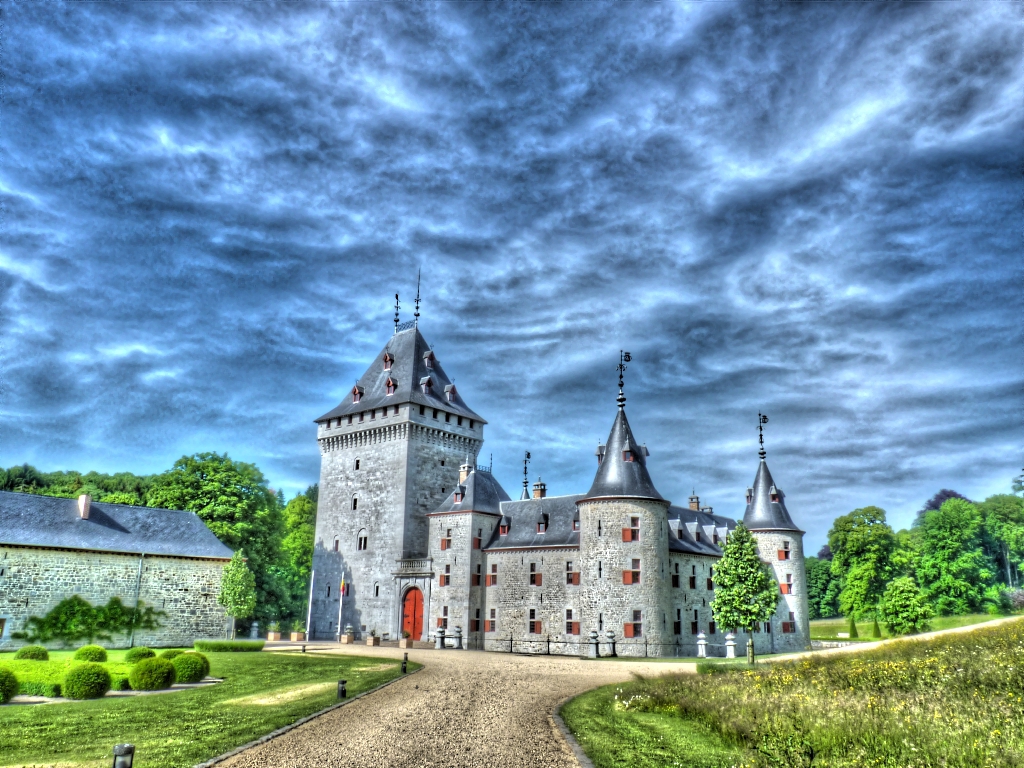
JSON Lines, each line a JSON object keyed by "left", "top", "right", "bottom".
{"left": 402, "top": 588, "right": 423, "bottom": 640}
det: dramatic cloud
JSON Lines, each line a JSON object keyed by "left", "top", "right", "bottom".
{"left": 1, "top": 2, "right": 1020, "bottom": 549}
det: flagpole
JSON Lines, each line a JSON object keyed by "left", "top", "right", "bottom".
{"left": 305, "top": 569, "right": 315, "bottom": 640}
{"left": 336, "top": 575, "right": 345, "bottom": 641}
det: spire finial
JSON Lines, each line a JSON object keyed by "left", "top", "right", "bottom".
{"left": 393, "top": 293, "right": 400, "bottom": 335}
{"left": 758, "top": 412, "right": 769, "bottom": 460}
{"left": 414, "top": 270, "right": 421, "bottom": 327}
{"left": 616, "top": 350, "right": 632, "bottom": 408}
{"left": 521, "top": 451, "right": 531, "bottom": 499}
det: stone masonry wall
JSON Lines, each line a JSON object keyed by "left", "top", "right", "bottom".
{"left": 0, "top": 546, "right": 227, "bottom": 650}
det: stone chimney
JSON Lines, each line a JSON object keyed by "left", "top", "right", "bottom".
{"left": 689, "top": 493, "right": 700, "bottom": 511}
{"left": 532, "top": 478, "right": 547, "bottom": 499}
{"left": 78, "top": 494, "right": 91, "bottom": 519}
{"left": 459, "top": 460, "right": 472, "bottom": 484}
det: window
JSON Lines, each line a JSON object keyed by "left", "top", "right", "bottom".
{"left": 707, "top": 567, "right": 714, "bottom": 591}
{"left": 333, "top": 538, "right": 339, "bottom": 552}
{"left": 472, "top": 564, "right": 482, "bottom": 586}
{"left": 572, "top": 517, "right": 580, "bottom": 531}
{"left": 457, "top": 416, "right": 463, "bottom": 426}
{"left": 782, "top": 612, "right": 797, "bottom": 633}
{"left": 537, "top": 516, "right": 548, "bottom": 534}
{"left": 471, "top": 609, "right": 480, "bottom": 632}
{"left": 347, "top": 414, "right": 353, "bottom": 425}
{"left": 473, "top": 529, "right": 482, "bottom": 549}
{"left": 499, "top": 523, "right": 509, "bottom": 536}
{"left": 440, "top": 529, "right": 452, "bottom": 550}
{"left": 352, "top": 386, "right": 363, "bottom": 403}
{"left": 598, "top": 613, "right": 604, "bottom": 631}
{"left": 779, "top": 541, "right": 792, "bottom": 560}
{"left": 343, "top": 582, "right": 351, "bottom": 597}
{"left": 438, "top": 606, "right": 448, "bottom": 630}
{"left": 386, "top": 377, "right": 396, "bottom": 396}
{"left": 370, "top": 409, "right": 376, "bottom": 420}
{"left": 486, "top": 608, "right": 496, "bottom": 632}
{"left": 764, "top": 622, "right": 771, "bottom": 633}
{"left": 355, "top": 458, "right": 360, "bottom": 470}
{"left": 529, "top": 563, "right": 542, "bottom": 586}
{"left": 454, "top": 489, "right": 463, "bottom": 503}
{"left": 373, "top": 582, "right": 379, "bottom": 597}
{"left": 691, "top": 609, "right": 699, "bottom": 635}
{"left": 709, "top": 620, "right": 716, "bottom": 635}
{"left": 673, "top": 608, "right": 682, "bottom": 635}
{"left": 421, "top": 377, "right": 434, "bottom": 394}
{"left": 623, "top": 559, "right": 641, "bottom": 585}
{"left": 695, "top": 530, "right": 701, "bottom": 542}
{"left": 357, "top": 532, "right": 368, "bottom": 551}
{"left": 622, "top": 517, "right": 640, "bottom": 542}
{"left": 445, "top": 412, "right": 451, "bottom": 422}
{"left": 566, "top": 561, "right": 580, "bottom": 585}
{"left": 352, "top": 497, "right": 358, "bottom": 510}
{"left": 440, "top": 564, "right": 451, "bottom": 586}
{"left": 566, "top": 609, "right": 580, "bottom": 635}
{"left": 445, "top": 384, "right": 457, "bottom": 403}
{"left": 327, "top": 585, "right": 331, "bottom": 597}
{"left": 781, "top": 573, "right": 793, "bottom": 595}
{"left": 486, "top": 563, "right": 498, "bottom": 586}
{"left": 624, "top": 609, "right": 642, "bottom": 638}
{"left": 432, "top": 409, "right": 439, "bottom": 419}
{"left": 529, "top": 609, "right": 542, "bottom": 634}
{"left": 383, "top": 352, "right": 393, "bottom": 370}
{"left": 770, "top": 485, "right": 779, "bottom": 503}
{"left": 419, "top": 405, "right": 426, "bottom": 416}
{"left": 424, "top": 351, "right": 435, "bottom": 369}
{"left": 359, "top": 411, "right": 365, "bottom": 422}
{"left": 470, "top": 420, "right": 475, "bottom": 429}
{"left": 598, "top": 561, "right": 602, "bottom": 579}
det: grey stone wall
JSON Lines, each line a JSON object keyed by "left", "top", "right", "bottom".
{"left": 0, "top": 545, "right": 227, "bottom": 650}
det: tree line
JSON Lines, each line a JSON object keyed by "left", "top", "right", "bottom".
{"left": 1, "top": 454, "right": 316, "bottom": 628}
{"left": 806, "top": 480, "right": 1024, "bottom": 624}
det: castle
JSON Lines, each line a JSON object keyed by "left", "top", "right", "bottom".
{"left": 310, "top": 323, "right": 810, "bottom": 656}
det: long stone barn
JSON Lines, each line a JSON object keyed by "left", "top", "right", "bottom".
{"left": 0, "top": 491, "right": 232, "bottom": 650}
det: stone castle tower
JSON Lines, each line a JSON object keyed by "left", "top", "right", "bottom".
{"left": 309, "top": 324, "right": 486, "bottom": 639}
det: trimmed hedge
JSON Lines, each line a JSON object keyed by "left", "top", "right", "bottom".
{"left": 159, "top": 649, "right": 185, "bottom": 660}
{"left": 63, "top": 663, "right": 111, "bottom": 699}
{"left": 0, "top": 668, "right": 18, "bottom": 703}
{"left": 172, "top": 652, "right": 210, "bottom": 683}
{"left": 18, "top": 680, "right": 62, "bottom": 698}
{"left": 13, "top": 645, "right": 49, "bottom": 661}
{"left": 73, "top": 645, "right": 107, "bottom": 662}
{"left": 194, "top": 640, "right": 265, "bottom": 653}
{"left": 128, "top": 657, "right": 176, "bottom": 691}
{"left": 125, "top": 647, "right": 156, "bottom": 664}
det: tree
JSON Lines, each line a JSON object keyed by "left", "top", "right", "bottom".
{"left": 805, "top": 556, "right": 839, "bottom": 619}
{"left": 914, "top": 489, "right": 969, "bottom": 526}
{"left": 281, "top": 492, "right": 316, "bottom": 615}
{"left": 219, "top": 551, "right": 257, "bottom": 638}
{"left": 979, "top": 494, "right": 1024, "bottom": 588}
{"left": 710, "top": 523, "right": 779, "bottom": 663}
{"left": 915, "top": 498, "right": 993, "bottom": 615}
{"left": 828, "top": 507, "right": 897, "bottom": 620}
{"left": 878, "top": 577, "right": 933, "bottom": 635}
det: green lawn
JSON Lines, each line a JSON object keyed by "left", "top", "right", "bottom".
{"left": 810, "top": 612, "right": 1003, "bottom": 640}
{"left": 560, "top": 684, "right": 743, "bottom": 768}
{"left": 0, "top": 651, "right": 415, "bottom": 768}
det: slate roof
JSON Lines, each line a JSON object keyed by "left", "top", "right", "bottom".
{"left": 483, "top": 494, "right": 585, "bottom": 550}
{"left": 742, "top": 459, "right": 802, "bottom": 532}
{"left": 583, "top": 406, "right": 664, "bottom": 501}
{"left": 316, "top": 327, "right": 485, "bottom": 423}
{"left": 429, "top": 468, "right": 511, "bottom": 516}
{"left": 0, "top": 491, "right": 234, "bottom": 559}
{"left": 667, "top": 506, "right": 736, "bottom": 555}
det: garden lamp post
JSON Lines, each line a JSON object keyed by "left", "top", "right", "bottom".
{"left": 112, "top": 744, "right": 134, "bottom": 768}
{"left": 338, "top": 679, "right": 347, "bottom": 699}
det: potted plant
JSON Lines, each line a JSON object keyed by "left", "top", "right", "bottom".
{"left": 366, "top": 628, "right": 381, "bottom": 646}
{"left": 290, "top": 620, "right": 306, "bottom": 643}
{"left": 267, "top": 621, "right": 282, "bottom": 642}
{"left": 399, "top": 630, "right": 414, "bottom": 649}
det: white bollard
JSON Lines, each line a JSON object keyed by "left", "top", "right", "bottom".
{"left": 697, "top": 631, "right": 707, "bottom": 658}
{"left": 725, "top": 632, "right": 736, "bottom": 659}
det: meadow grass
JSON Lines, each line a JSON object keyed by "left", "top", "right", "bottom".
{"left": 0, "top": 651, "right": 414, "bottom": 767}
{"left": 809, "top": 612, "right": 1000, "bottom": 641}
{"left": 565, "top": 619, "right": 1024, "bottom": 768}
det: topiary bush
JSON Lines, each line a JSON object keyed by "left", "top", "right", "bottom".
{"left": 194, "top": 640, "right": 264, "bottom": 653}
{"left": 0, "top": 668, "right": 18, "bottom": 703}
{"left": 159, "top": 649, "right": 185, "bottom": 660}
{"left": 128, "top": 657, "right": 176, "bottom": 691}
{"left": 73, "top": 645, "right": 107, "bottom": 662}
{"left": 63, "top": 662, "right": 111, "bottom": 699}
{"left": 114, "top": 676, "right": 132, "bottom": 691}
{"left": 17, "top": 680, "right": 61, "bottom": 697}
{"left": 172, "top": 652, "right": 210, "bottom": 683}
{"left": 13, "top": 645, "right": 49, "bottom": 661}
{"left": 125, "top": 646, "right": 155, "bottom": 664}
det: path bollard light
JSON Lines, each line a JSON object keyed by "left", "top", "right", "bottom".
{"left": 301, "top": 644, "right": 306, "bottom": 653}
{"left": 401, "top": 652, "right": 408, "bottom": 674}
{"left": 338, "top": 680, "right": 347, "bottom": 699}
{"left": 725, "top": 632, "right": 736, "bottom": 659}
{"left": 696, "top": 631, "right": 707, "bottom": 659}
{"left": 112, "top": 744, "right": 134, "bottom": 768}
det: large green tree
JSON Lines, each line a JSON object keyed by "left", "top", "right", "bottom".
{"left": 878, "top": 577, "right": 933, "bottom": 636}
{"left": 915, "top": 498, "right": 993, "bottom": 614}
{"left": 828, "top": 507, "right": 897, "bottom": 620}
{"left": 147, "top": 452, "right": 287, "bottom": 623}
{"left": 805, "top": 556, "right": 839, "bottom": 619}
{"left": 710, "top": 523, "right": 779, "bottom": 662}
{"left": 978, "top": 494, "right": 1024, "bottom": 588}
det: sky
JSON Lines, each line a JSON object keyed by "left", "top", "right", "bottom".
{"left": 1, "top": 1, "right": 1020, "bottom": 553}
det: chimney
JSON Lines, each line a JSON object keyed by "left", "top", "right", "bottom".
{"left": 688, "top": 493, "right": 700, "bottom": 511}
{"left": 459, "top": 460, "right": 472, "bottom": 484}
{"left": 78, "top": 494, "right": 91, "bottom": 519}
{"left": 532, "top": 478, "right": 547, "bottom": 499}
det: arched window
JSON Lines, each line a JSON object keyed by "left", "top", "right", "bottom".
{"left": 333, "top": 537, "right": 339, "bottom": 552}
{"left": 357, "top": 529, "right": 368, "bottom": 551}
{"left": 373, "top": 582, "right": 380, "bottom": 597}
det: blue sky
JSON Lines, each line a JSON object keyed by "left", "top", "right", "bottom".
{"left": 1, "top": 2, "right": 1020, "bottom": 552}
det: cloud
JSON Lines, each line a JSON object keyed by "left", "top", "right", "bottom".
{"left": 0, "top": 1, "right": 1020, "bottom": 550}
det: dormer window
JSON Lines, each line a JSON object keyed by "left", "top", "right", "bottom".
{"left": 454, "top": 486, "right": 465, "bottom": 503}
{"left": 444, "top": 384, "right": 457, "bottom": 402}
{"left": 423, "top": 350, "right": 435, "bottom": 369}
{"left": 746, "top": 487, "right": 753, "bottom": 504}
{"left": 595, "top": 444, "right": 606, "bottom": 464}
{"left": 382, "top": 352, "right": 393, "bottom": 371}
{"left": 420, "top": 376, "right": 433, "bottom": 394}
{"left": 536, "top": 514, "right": 549, "bottom": 534}
{"left": 499, "top": 518, "right": 510, "bottom": 536}
{"left": 770, "top": 485, "right": 779, "bottom": 502}
{"left": 572, "top": 515, "right": 580, "bottom": 532}
{"left": 386, "top": 377, "right": 397, "bottom": 396}
{"left": 622, "top": 449, "right": 635, "bottom": 462}
{"left": 352, "top": 385, "right": 364, "bottom": 404}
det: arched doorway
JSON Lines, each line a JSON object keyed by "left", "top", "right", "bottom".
{"left": 402, "top": 587, "right": 424, "bottom": 641}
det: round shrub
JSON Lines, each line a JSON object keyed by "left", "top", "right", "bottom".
{"left": 14, "top": 645, "right": 49, "bottom": 661}
{"left": 0, "top": 668, "right": 18, "bottom": 703}
{"left": 63, "top": 663, "right": 111, "bottom": 700}
{"left": 159, "top": 649, "right": 185, "bottom": 661}
{"left": 115, "top": 676, "right": 132, "bottom": 691}
{"left": 125, "top": 647, "right": 155, "bottom": 664}
{"left": 73, "top": 645, "right": 107, "bottom": 662}
{"left": 172, "top": 652, "right": 210, "bottom": 684}
{"left": 128, "top": 657, "right": 176, "bottom": 691}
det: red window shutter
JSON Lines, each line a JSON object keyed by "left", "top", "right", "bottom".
{"left": 622, "top": 527, "right": 631, "bottom": 542}
{"left": 473, "top": 537, "right": 481, "bottom": 550}
{"left": 437, "top": 617, "right": 443, "bottom": 628}
{"left": 572, "top": 572, "right": 580, "bottom": 585}
{"left": 778, "top": 549, "right": 786, "bottom": 559}
{"left": 622, "top": 570, "right": 631, "bottom": 585}
{"left": 623, "top": 622, "right": 634, "bottom": 638}
{"left": 440, "top": 539, "right": 448, "bottom": 551}
{"left": 572, "top": 622, "right": 580, "bottom": 635}
{"left": 470, "top": 620, "right": 480, "bottom": 631}
{"left": 535, "top": 573, "right": 542, "bottom": 586}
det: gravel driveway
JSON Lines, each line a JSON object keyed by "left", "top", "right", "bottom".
{"left": 219, "top": 646, "right": 696, "bottom": 768}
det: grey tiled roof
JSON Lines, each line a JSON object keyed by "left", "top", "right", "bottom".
{"left": 0, "top": 491, "right": 234, "bottom": 559}
{"left": 316, "top": 327, "right": 485, "bottom": 423}
{"left": 667, "top": 506, "right": 736, "bottom": 555}
{"left": 584, "top": 407, "right": 664, "bottom": 501}
{"left": 483, "top": 494, "right": 585, "bottom": 550}
{"left": 742, "top": 459, "right": 802, "bottom": 532}
{"left": 430, "top": 468, "right": 511, "bottom": 516}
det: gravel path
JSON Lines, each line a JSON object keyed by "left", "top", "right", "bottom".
{"left": 219, "top": 647, "right": 695, "bottom": 768}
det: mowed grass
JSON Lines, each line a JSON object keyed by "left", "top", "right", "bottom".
{"left": 0, "top": 651, "right": 415, "bottom": 768}
{"left": 809, "top": 612, "right": 1003, "bottom": 641}
{"left": 564, "top": 618, "right": 1024, "bottom": 768}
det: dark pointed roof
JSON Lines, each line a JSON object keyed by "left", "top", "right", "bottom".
{"left": 429, "top": 469, "right": 511, "bottom": 516}
{"left": 315, "top": 327, "right": 485, "bottom": 423}
{"left": 742, "top": 459, "right": 802, "bottom": 532}
{"left": 582, "top": 408, "right": 664, "bottom": 501}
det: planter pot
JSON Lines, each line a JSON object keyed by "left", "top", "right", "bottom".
{"left": 366, "top": 636, "right": 381, "bottom": 646}
{"left": 398, "top": 638, "right": 413, "bottom": 649}
{"left": 340, "top": 633, "right": 355, "bottom": 644}
{"left": 290, "top": 632, "right": 306, "bottom": 642}
{"left": 267, "top": 632, "right": 282, "bottom": 641}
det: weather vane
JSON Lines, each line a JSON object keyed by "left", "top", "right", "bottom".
{"left": 414, "top": 269, "right": 421, "bottom": 328}
{"left": 393, "top": 293, "right": 400, "bottom": 335}
{"left": 522, "top": 451, "right": 531, "bottom": 498}
{"left": 758, "top": 412, "right": 769, "bottom": 459}
{"left": 616, "top": 350, "right": 632, "bottom": 408}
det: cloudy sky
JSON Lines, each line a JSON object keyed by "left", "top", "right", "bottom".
{"left": 1, "top": 1, "right": 1020, "bottom": 551}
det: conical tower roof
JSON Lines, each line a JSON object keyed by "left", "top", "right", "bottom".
{"left": 742, "top": 459, "right": 801, "bottom": 532}
{"left": 583, "top": 407, "right": 664, "bottom": 501}
{"left": 315, "top": 327, "right": 485, "bottom": 423}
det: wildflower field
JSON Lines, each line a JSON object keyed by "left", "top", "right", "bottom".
{"left": 563, "top": 619, "right": 1024, "bottom": 768}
